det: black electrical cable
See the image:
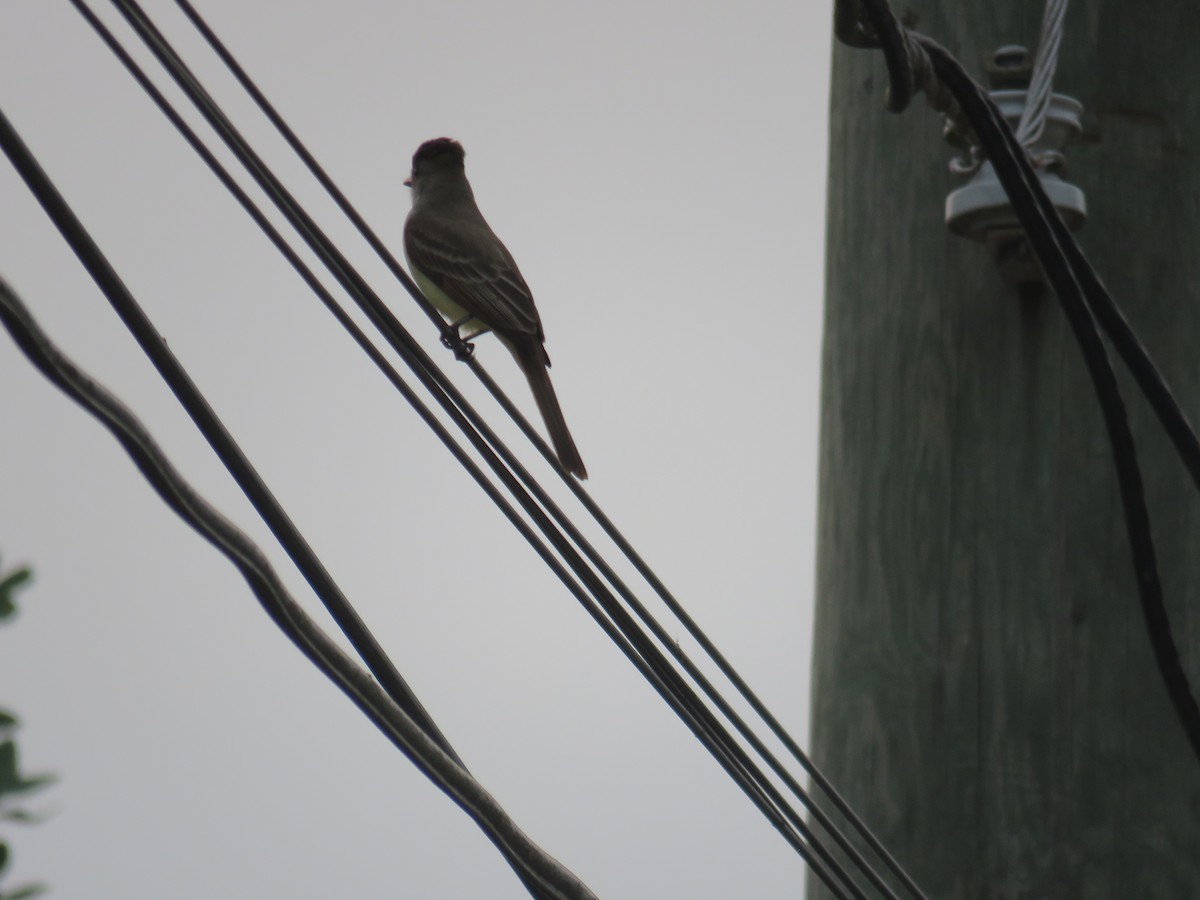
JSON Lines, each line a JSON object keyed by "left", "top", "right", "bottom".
{"left": 0, "top": 100, "right": 569, "bottom": 900}
{"left": 99, "top": 4, "right": 901, "bottom": 892}
{"left": 98, "top": 2, "right": 919, "bottom": 893}
{"left": 0, "top": 96, "right": 458, "bottom": 761}
{"left": 0, "top": 81, "right": 838, "bottom": 894}
{"left": 0, "top": 276, "right": 599, "bottom": 900}
{"left": 832, "top": 0, "right": 1200, "bottom": 765}
{"left": 915, "top": 37, "right": 1200, "bottom": 765}
{"left": 64, "top": 4, "right": 863, "bottom": 892}
{"left": 171, "top": 8, "right": 905, "bottom": 889}
{"left": 167, "top": 4, "right": 927, "bottom": 896}
{"left": 842, "top": 0, "right": 953, "bottom": 119}
{"left": 853, "top": 0, "right": 917, "bottom": 111}
{"left": 167, "top": 0, "right": 460, "bottom": 351}
{"left": 1043, "top": 168, "right": 1200, "bottom": 498}
{"left": 1, "top": 10, "right": 463, "bottom": 763}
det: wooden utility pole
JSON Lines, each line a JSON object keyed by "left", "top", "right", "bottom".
{"left": 810, "top": 3, "right": 1200, "bottom": 898}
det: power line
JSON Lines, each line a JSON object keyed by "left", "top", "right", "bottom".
{"left": 165, "top": 3, "right": 929, "bottom": 896}
{"left": 46, "top": 2, "right": 896, "bottom": 895}
{"left": 0, "top": 273, "right": 598, "bottom": 900}
{"left": 1, "top": 1, "right": 956, "bottom": 894}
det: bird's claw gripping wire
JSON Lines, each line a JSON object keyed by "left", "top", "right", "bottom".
{"left": 442, "top": 314, "right": 493, "bottom": 361}
{"left": 441, "top": 329, "right": 475, "bottom": 361}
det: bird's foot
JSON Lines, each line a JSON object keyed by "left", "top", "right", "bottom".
{"left": 441, "top": 330, "right": 475, "bottom": 361}
{"left": 442, "top": 315, "right": 486, "bottom": 361}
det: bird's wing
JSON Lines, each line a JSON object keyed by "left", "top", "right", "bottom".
{"left": 404, "top": 214, "right": 542, "bottom": 338}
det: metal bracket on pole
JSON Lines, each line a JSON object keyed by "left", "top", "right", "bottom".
{"left": 944, "top": 45, "right": 1086, "bottom": 285}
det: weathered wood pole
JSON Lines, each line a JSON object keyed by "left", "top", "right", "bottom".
{"left": 810, "top": 3, "right": 1200, "bottom": 898}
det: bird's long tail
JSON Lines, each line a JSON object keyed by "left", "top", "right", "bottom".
{"left": 510, "top": 341, "right": 587, "bottom": 480}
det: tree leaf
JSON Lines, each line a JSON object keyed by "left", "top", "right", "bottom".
{"left": 0, "top": 744, "right": 55, "bottom": 800}
{"left": 0, "top": 567, "right": 32, "bottom": 622}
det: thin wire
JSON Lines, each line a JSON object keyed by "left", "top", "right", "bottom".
{"left": 41, "top": 1, "right": 832, "bottom": 890}
{"left": 0, "top": 92, "right": 565, "bottom": 900}
{"left": 105, "top": 3, "right": 922, "bottom": 894}
{"left": 168, "top": 4, "right": 927, "bottom": 897}
{"left": 69, "top": 3, "right": 865, "bottom": 891}
{"left": 1, "top": 62, "right": 832, "bottom": 892}
{"left": 0, "top": 273, "right": 599, "bottom": 900}
{"left": 166, "top": 0, "right": 458, "bottom": 351}
{"left": 141, "top": 3, "right": 917, "bottom": 894}
{"left": 0, "top": 63, "right": 458, "bottom": 761}
{"left": 1015, "top": 0, "right": 1069, "bottom": 149}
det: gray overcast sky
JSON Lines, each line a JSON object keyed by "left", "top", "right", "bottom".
{"left": 0, "top": 1, "right": 832, "bottom": 896}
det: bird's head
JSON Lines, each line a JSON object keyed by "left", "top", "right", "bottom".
{"left": 404, "top": 138, "right": 466, "bottom": 190}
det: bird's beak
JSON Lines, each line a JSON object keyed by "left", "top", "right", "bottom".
{"left": 403, "top": 175, "right": 413, "bottom": 188}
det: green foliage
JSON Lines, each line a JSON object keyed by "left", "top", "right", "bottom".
{"left": 0, "top": 744, "right": 55, "bottom": 803}
{"left": 0, "top": 566, "right": 32, "bottom": 622}
{"left": 0, "top": 555, "right": 50, "bottom": 899}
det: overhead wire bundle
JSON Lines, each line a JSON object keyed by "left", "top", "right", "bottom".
{"left": 1, "top": 2, "right": 932, "bottom": 898}
{"left": 9, "top": 0, "right": 1196, "bottom": 896}
{"left": 0, "top": 272, "right": 593, "bottom": 900}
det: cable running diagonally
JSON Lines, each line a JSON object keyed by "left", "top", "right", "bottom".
{"left": 60, "top": 3, "right": 878, "bottom": 897}
{"left": 161, "top": 5, "right": 904, "bottom": 893}
{"left": 0, "top": 96, "right": 575, "bottom": 900}
{"left": 166, "top": 3, "right": 927, "bottom": 896}
{"left": 1, "top": 69, "right": 831, "bottom": 891}
{"left": 0, "top": 274, "right": 598, "bottom": 900}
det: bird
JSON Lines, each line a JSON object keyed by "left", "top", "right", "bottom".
{"left": 402, "top": 137, "right": 588, "bottom": 479}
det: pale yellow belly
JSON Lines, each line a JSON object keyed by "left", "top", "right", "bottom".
{"left": 409, "top": 265, "right": 491, "bottom": 339}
